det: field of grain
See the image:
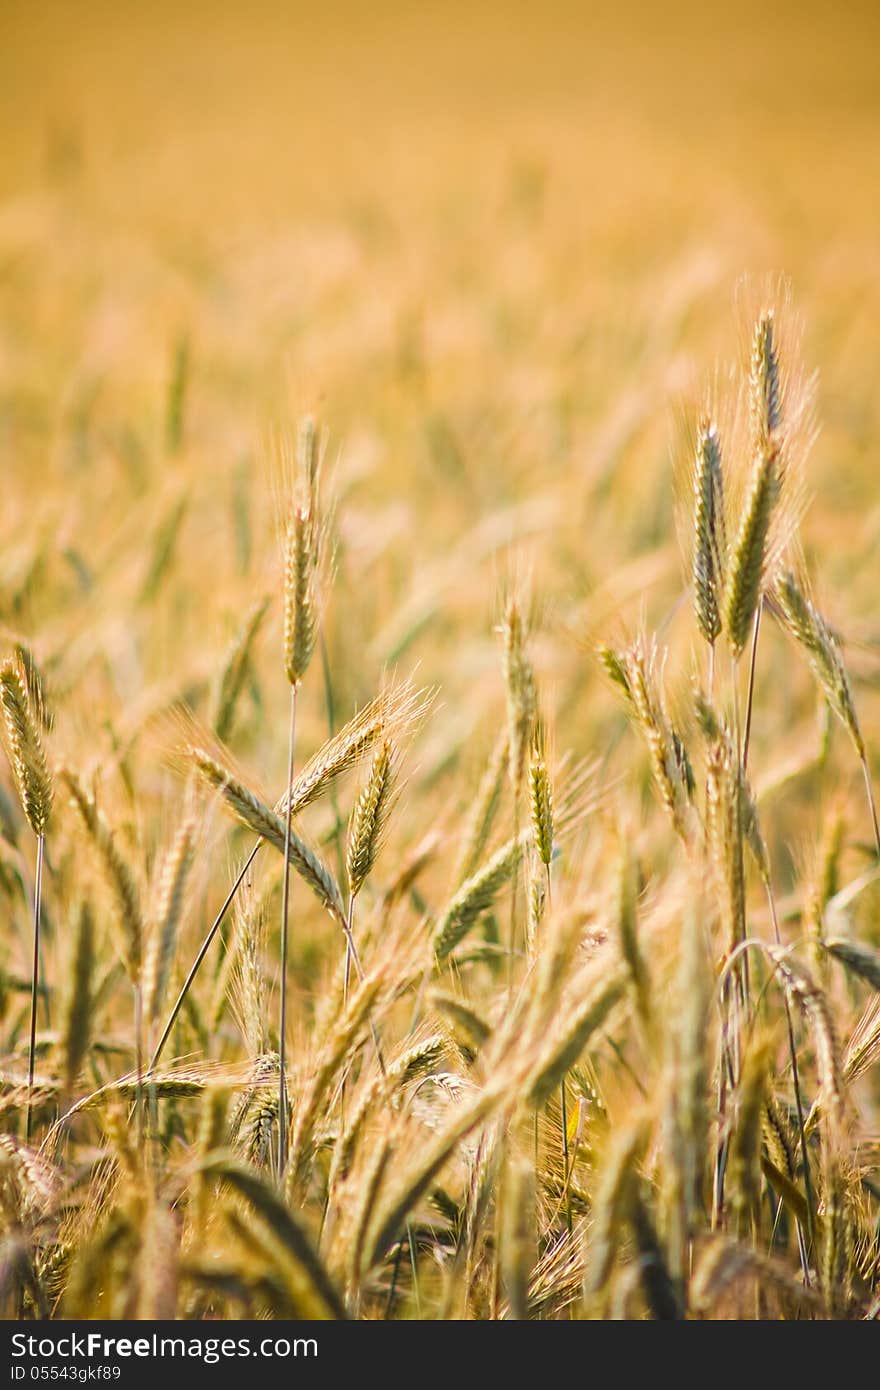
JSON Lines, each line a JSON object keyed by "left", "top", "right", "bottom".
{"left": 1, "top": 1, "right": 880, "bottom": 1321}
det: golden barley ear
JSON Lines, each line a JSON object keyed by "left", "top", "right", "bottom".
{"left": 346, "top": 739, "right": 398, "bottom": 900}
{"left": 0, "top": 658, "right": 53, "bottom": 837}
{"left": 281, "top": 417, "right": 329, "bottom": 689}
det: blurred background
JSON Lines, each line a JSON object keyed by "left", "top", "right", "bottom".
{"left": 1, "top": 0, "right": 880, "bottom": 813}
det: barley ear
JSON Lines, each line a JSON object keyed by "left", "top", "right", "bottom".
{"left": 723, "top": 440, "right": 780, "bottom": 659}
{"left": 692, "top": 421, "right": 726, "bottom": 646}
{"left": 346, "top": 740, "right": 397, "bottom": 900}
{"left": 0, "top": 659, "right": 53, "bottom": 837}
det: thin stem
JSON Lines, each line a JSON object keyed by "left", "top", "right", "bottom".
{"left": 860, "top": 752, "right": 880, "bottom": 861}
{"left": 340, "top": 895, "right": 356, "bottom": 1135}
{"left": 149, "top": 841, "right": 262, "bottom": 1072}
{"left": 741, "top": 601, "right": 762, "bottom": 773}
{"left": 278, "top": 682, "right": 298, "bottom": 1175}
{"left": 25, "top": 833, "right": 44, "bottom": 1145}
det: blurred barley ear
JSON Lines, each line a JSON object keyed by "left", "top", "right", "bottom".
{"left": 0, "top": 658, "right": 53, "bottom": 1144}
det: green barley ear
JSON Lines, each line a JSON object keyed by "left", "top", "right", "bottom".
{"left": 692, "top": 420, "right": 726, "bottom": 646}
{"left": 723, "top": 439, "right": 781, "bottom": 659}
{"left": 346, "top": 739, "right": 397, "bottom": 900}
{"left": 0, "top": 658, "right": 53, "bottom": 837}
{"left": 528, "top": 725, "right": 553, "bottom": 869}
{"left": 750, "top": 311, "right": 782, "bottom": 445}
{"left": 775, "top": 572, "right": 864, "bottom": 758}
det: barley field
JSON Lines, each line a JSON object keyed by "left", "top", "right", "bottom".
{"left": 1, "top": 1, "right": 880, "bottom": 1322}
